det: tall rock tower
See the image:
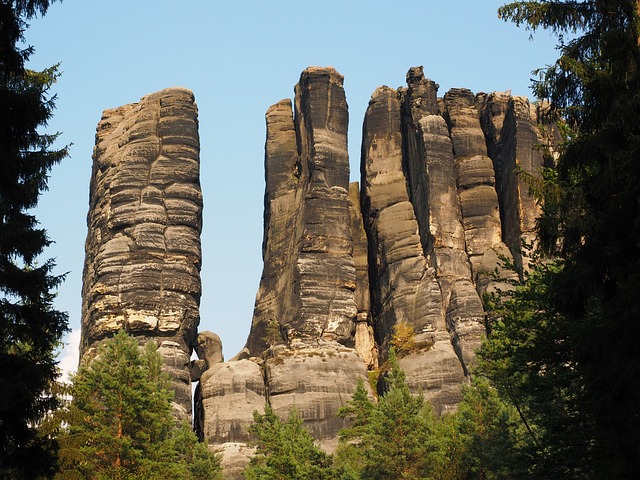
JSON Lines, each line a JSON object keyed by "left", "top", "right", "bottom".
{"left": 195, "top": 68, "right": 372, "bottom": 476}
{"left": 81, "top": 87, "right": 202, "bottom": 417}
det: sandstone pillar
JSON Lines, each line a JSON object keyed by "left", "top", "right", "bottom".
{"left": 81, "top": 88, "right": 202, "bottom": 417}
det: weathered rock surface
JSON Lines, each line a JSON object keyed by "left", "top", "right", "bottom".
{"left": 361, "top": 85, "right": 446, "bottom": 357}
{"left": 358, "top": 76, "right": 476, "bottom": 411}
{"left": 197, "top": 359, "right": 266, "bottom": 445}
{"left": 81, "top": 87, "right": 202, "bottom": 416}
{"left": 443, "top": 88, "right": 506, "bottom": 276}
{"left": 80, "top": 68, "right": 554, "bottom": 479}
{"left": 246, "top": 67, "right": 357, "bottom": 353}
{"left": 267, "top": 343, "right": 370, "bottom": 451}
{"left": 215, "top": 443, "right": 256, "bottom": 480}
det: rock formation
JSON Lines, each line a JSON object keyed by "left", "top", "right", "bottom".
{"left": 81, "top": 87, "right": 202, "bottom": 417}
{"left": 196, "top": 69, "right": 370, "bottom": 470}
{"left": 80, "top": 67, "right": 554, "bottom": 479}
{"left": 191, "top": 67, "right": 554, "bottom": 478}
{"left": 361, "top": 82, "right": 468, "bottom": 412}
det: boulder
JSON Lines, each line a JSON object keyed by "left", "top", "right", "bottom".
{"left": 198, "top": 359, "right": 266, "bottom": 445}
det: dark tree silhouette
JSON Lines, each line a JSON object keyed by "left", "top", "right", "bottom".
{"left": 0, "top": 1, "right": 68, "bottom": 478}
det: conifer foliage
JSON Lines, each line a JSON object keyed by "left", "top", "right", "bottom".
{"left": 244, "top": 405, "right": 334, "bottom": 480}
{"left": 56, "top": 331, "right": 222, "bottom": 480}
{"left": 336, "top": 349, "right": 437, "bottom": 480}
{"left": 489, "top": 1, "right": 640, "bottom": 477}
{"left": 0, "top": 1, "right": 69, "bottom": 478}
{"left": 335, "top": 350, "right": 525, "bottom": 480}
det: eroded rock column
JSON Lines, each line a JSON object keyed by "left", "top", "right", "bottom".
{"left": 198, "top": 68, "right": 369, "bottom": 461}
{"left": 81, "top": 87, "right": 202, "bottom": 417}
{"left": 361, "top": 83, "right": 466, "bottom": 412}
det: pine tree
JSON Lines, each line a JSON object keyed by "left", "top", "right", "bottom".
{"left": 334, "top": 379, "right": 375, "bottom": 479}
{"left": 454, "top": 378, "right": 528, "bottom": 479}
{"left": 362, "top": 350, "right": 436, "bottom": 480}
{"left": 479, "top": 257, "right": 582, "bottom": 477}
{"left": 336, "top": 350, "right": 436, "bottom": 480}
{"left": 428, "top": 412, "right": 466, "bottom": 480}
{"left": 56, "top": 331, "right": 221, "bottom": 480}
{"left": 493, "top": 1, "right": 640, "bottom": 476}
{"left": 244, "top": 404, "right": 334, "bottom": 480}
{"left": 0, "top": 1, "right": 68, "bottom": 478}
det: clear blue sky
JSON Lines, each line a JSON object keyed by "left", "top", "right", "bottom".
{"left": 24, "top": 0, "right": 559, "bottom": 374}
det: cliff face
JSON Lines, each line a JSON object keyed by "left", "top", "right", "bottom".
{"left": 81, "top": 67, "right": 554, "bottom": 479}
{"left": 247, "top": 67, "right": 357, "bottom": 353}
{"left": 81, "top": 87, "right": 202, "bottom": 417}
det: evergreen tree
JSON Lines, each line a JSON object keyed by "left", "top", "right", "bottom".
{"left": 0, "top": 1, "right": 69, "bottom": 478}
{"left": 334, "top": 379, "right": 375, "bottom": 479}
{"left": 479, "top": 257, "right": 583, "bottom": 477}
{"left": 336, "top": 353, "right": 527, "bottom": 480}
{"left": 56, "top": 331, "right": 221, "bottom": 480}
{"left": 362, "top": 350, "right": 436, "bottom": 480}
{"left": 428, "top": 412, "right": 466, "bottom": 480}
{"left": 454, "top": 378, "right": 528, "bottom": 479}
{"left": 244, "top": 404, "right": 334, "bottom": 480}
{"left": 492, "top": 1, "right": 640, "bottom": 476}
{"left": 337, "top": 349, "right": 436, "bottom": 480}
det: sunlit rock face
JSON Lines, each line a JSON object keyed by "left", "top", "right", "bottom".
{"left": 360, "top": 75, "right": 482, "bottom": 413}
{"left": 246, "top": 67, "right": 357, "bottom": 354}
{"left": 81, "top": 87, "right": 202, "bottom": 417}
{"left": 197, "top": 68, "right": 552, "bottom": 476}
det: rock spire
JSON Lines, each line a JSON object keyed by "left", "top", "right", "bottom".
{"left": 81, "top": 87, "right": 202, "bottom": 417}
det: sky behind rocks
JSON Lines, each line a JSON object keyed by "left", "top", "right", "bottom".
{"left": 25, "top": 0, "right": 558, "bottom": 376}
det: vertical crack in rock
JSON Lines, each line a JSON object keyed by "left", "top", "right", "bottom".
{"left": 349, "top": 182, "right": 378, "bottom": 369}
{"left": 361, "top": 82, "right": 466, "bottom": 413}
{"left": 481, "top": 94, "right": 555, "bottom": 270}
{"left": 81, "top": 88, "right": 202, "bottom": 418}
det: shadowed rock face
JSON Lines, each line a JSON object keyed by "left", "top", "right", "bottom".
{"left": 81, "top": 87, "right": 201, "bottom": 417}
